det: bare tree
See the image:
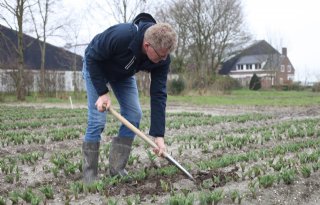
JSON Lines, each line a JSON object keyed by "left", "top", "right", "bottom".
{"left": 265, "top": 34, "right": 286, "bottom": 87}
{"left": 208, "top": 0, "right": 250, "bottom": 76}
{"left": 157, "top": 0, "right": 250, "bottom": 92}
{"left": 156, "top": 0, "right": 191, "bottom": 74}
{"left": 63, "top": 20, "right": 86, "bottom": 94}
{"left": 28, "top": 0, "right": 64, "bottom": 96}
{"left": 0, "top": 0, "right": 31, "bottom": 100}
{"left": 93, "top": 0, "right": 149, "bottom": 23}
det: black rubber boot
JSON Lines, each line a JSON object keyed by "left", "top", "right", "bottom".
{"left": 109, "top": 137, "right": 134, "bottom": 177}
{"left": 82, "top": 141, "right": 100, "bottom": 184}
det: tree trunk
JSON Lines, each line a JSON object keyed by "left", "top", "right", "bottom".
{"left": 17, "top": 62, "right": 25, "bottom": 100}
{"left": 17, "top": 2, "right": 26, "bottom": 101}
{"left": 40, "top": 41, "right": 46, "bottom": 96}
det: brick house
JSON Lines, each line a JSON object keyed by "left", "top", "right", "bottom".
{"left": 218, "top": 40, "right": 295, "bottom": 88}
{"left": 0, "top": 24, "right": 83, "bottom": 92}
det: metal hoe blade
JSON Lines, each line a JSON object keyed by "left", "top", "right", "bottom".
{"left": 164, "top": 154, "right": 195, "bottom": 181}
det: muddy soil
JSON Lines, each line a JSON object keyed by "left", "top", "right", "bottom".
{"left": 1, "top": 103, "right": 320, "bottom": 205}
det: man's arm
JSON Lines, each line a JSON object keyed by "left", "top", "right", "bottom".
{"left": 149, "top": 59, "right": 170, "bottom": 157}
{"left": 149, "top": 61, "right": 169, "bottom": 138}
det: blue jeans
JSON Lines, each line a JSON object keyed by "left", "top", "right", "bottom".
{"left": 82, "top": 61, "right": 142, "bottom": 142}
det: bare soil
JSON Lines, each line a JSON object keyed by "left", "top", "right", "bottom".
{"left": 1, "top": 103, "right": 320, "bottom": 205}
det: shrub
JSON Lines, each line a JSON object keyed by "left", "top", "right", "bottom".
{"left": 168, "top": 77, "right": 186, "bottom": 95}
{"left": 312, "top": 82, "right": 320, "bottom": 92}
{"left": 289, "top": 82, "right": 305, "bottom": 91}
{"left": 273, "top": 82, "right": 305, "bottom": 91}
{"left": 249, "top": 73, "right": 261, "bottom": 90}
{"left": 212, "top": 75, "right": 241, "bottom": 92}
{"left": 0, "top": 93, "right": 4, "bottom": 102}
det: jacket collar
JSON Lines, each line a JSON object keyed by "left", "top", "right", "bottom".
{"left": 128, "top": 21, "right": 154, "bottom": 65}
{"left": 132, "top": 13, "right": 156, "bottom": 25}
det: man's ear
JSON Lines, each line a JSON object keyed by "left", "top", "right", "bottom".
{"left": 143, "top": 40, "right": 151, "bottom": 48}
{"left": 143, "top": 40, "right": 150, "bottom": 47}
{"left": 142, "top": 40, "right": 148, "bottom": 53}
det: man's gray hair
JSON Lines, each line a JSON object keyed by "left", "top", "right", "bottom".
{"left": 144, "top": 23, "right": 177, "bottom": 52}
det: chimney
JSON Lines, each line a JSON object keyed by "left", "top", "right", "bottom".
{"left": 282, "top": 47, "right": 287, "bottom": 56}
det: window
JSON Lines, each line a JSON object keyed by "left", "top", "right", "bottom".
{"left": 237, "top": 64, "right": 244, "bottom": 70}
{"left": 255, "top": 63, "right": 261, "bottom": 69}
{"left": 246, "top": 64, "right": 252, "bottom": 70}
{"left": 281, "top": 65, "right": 285, "bottom": 72}
{"left": 287, "top": 65, "right": 292, "bottom": 72}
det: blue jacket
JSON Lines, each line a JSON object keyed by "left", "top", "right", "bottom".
{"left": 84, "top": 13, "right": 170, "bottom": 137}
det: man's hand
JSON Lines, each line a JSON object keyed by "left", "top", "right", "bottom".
{"left": 95, "top": 93, "right": 111, "bottom": 112}
{"left": 153, "top": 137, "right": 166, "bottom": 157}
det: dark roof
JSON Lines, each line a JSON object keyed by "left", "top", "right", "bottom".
{"left": 0, "top": 24, "right": 82, "bottom": 71}
{"left": 219, "top": 40, "right": 280, "bottom": 74}
{"left": 240, "top": 40, "right": 279, "bottom": 56}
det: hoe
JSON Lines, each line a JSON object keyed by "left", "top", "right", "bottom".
{"left": 108, "top": 107, "right": 195, "bottom": 181}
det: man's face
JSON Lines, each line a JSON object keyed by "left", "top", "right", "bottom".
{"left": 145, "top": 42, "right": 170, "bottom": 63}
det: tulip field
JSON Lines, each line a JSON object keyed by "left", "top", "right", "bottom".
{"left": 1, "top": 103, "right": 320, "bottom": 204}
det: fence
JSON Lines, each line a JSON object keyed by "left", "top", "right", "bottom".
{"left": 0, "top": 69, "right": 85, "bottom": 92}
{"left": 0, "top": 69, "right": 177, "bottom": 94}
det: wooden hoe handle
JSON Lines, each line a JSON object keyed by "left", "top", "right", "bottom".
{"left": 108, "top": 107, "right": 160, "bottom": 151}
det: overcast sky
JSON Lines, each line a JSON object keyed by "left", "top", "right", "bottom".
{"left": 242, "top": 0, "right": 320, "bottom": 82}
{"left": 60, "top": 0, "right": 320, "bottom": 83}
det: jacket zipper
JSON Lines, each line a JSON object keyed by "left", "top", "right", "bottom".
{"left": 125, "top": 56, "right": 136, "bottom": 70}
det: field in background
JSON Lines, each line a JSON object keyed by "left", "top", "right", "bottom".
{"left": 1, "top": 89, "right": 320, "bottom": 107}
{"left": 168, "top": 89, "right": 320, "bottom": 106}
